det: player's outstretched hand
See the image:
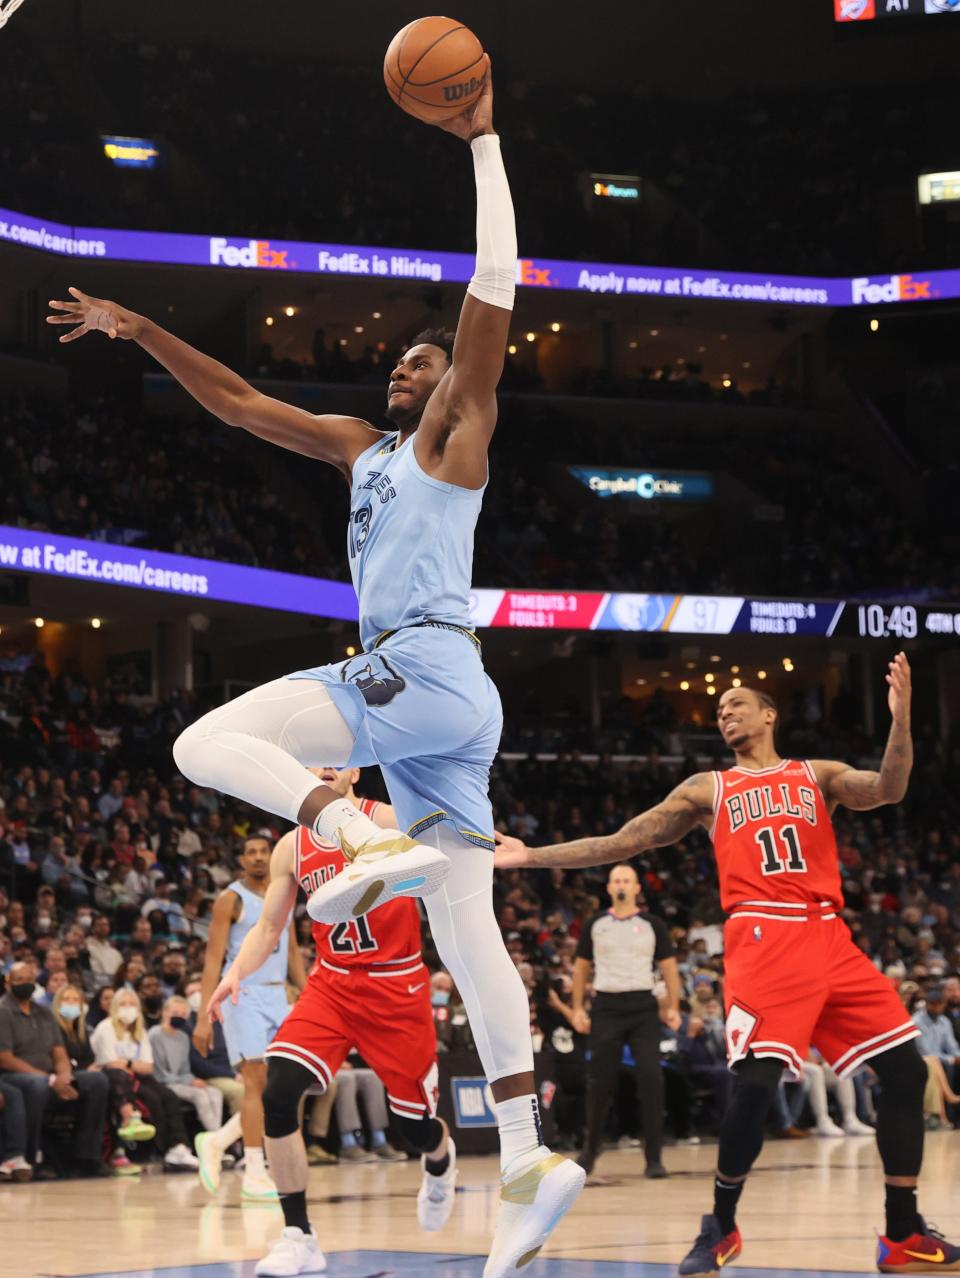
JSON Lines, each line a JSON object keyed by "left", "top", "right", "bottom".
{"left": 208, "top": 967, "right": 241, "bottom": 1024}
{"left": 886, "top": 651, "right": 911, "bottom": 725}
{"left": 435, "top": 53, "right": 494, "bottom": 141}
{"left": 46, "top": 287, "right": 141, "bottom": 343}
{"left": 493, "top": 829, "right": 534, "bottom": 870}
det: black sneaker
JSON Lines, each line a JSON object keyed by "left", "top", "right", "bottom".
{"left": 645, "top": 1161, "right": 670, "bottom": 1179}
{"left": 576, "top": 1150, "right": 596, "bottom": 1176}
{"left": 678, "top": 1213, "right": 743, "bottom": 1277}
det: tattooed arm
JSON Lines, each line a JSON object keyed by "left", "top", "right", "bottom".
{"left": 493, "top": 772, "right": 715, "bottom": 871}
{"left": 812, "top": 651, "right": 913, "bottom": 812}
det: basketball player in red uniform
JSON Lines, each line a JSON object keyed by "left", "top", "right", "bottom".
{"left": 209, "top": 767, "right": 456, "bottom": 1278}
{"left": 496, "top": 654, "right": 960, "bottom": 1275}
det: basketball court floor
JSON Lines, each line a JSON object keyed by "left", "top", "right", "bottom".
{"left": 8, "top": 1133, "right": 959, "bottom": 1277}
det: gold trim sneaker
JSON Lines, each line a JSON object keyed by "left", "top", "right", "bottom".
{"left": 482, "top": 1152, "right": 586, "bottom": 1276}
{"left": 306, "top": 829, "right": 450, "bottom": 924}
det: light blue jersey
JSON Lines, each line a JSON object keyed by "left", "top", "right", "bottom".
{"left": 220, "top": 880, "right": 291, "bottom": 1065}
{"left": 347, "top": 432, "right": 483, "bottom": 651}
{"left": 225, "top": 881, "right": 289, "bottom": 985}
{"left": 291, "top": 430, "right": 502, "bottom": 849}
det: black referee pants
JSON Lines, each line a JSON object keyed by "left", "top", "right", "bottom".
{"left": 584, "top": 991, "right": 664, "bottom": 1164}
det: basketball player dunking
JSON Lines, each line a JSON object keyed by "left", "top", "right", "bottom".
{"left": 495, "top": 654, "right": 960, "bottom": 1275}
{"left": 209, "top": 768, "right": 456, "bottom": 1276}
{"left": 49, "top": 64, "right": 582, "bottom": 1276}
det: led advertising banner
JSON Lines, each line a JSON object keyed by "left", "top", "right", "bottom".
{"left": 568, "top": 467, "right": 715, "bottom": 501}
{"left": 1, "top": 525, "right": 957, "bottom": 641}
{"left": 101, "top": 136, "right": 161, "bottom": 170}
{"left": 1, "top": 203, "right": 956, "bottom": 308}
{"left": 0, "top": 525, "right": 359, "bottom": 621}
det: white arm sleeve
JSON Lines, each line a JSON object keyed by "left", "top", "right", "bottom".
{"left": 466, "top": 134, "right": 517, "bottom": 312}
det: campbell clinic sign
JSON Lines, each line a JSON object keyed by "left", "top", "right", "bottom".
{"left": 568, "top": 467, "right": 715, "bottom": 501}
{"left": 1, "top": 201, "right": 958, "bottom": 307}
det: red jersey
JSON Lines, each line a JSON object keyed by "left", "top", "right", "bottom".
{"left": 711, "top": 760, "right": 843, "bottom": 913}
{"left": 294, "top": 802, "right": 424, "bottom": 977}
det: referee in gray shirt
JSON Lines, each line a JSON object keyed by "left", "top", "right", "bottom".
{"left": 573, "top": 863, "right": 680, "bottom": 1178}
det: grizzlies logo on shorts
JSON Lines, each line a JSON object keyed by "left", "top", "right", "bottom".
{"left": 339, "top": 652, "right": 406, "bottom": 707}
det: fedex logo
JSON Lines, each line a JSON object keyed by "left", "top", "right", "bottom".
{"left": 834, "top": 0, "right": 875, "bottom": 17}
{"left": 209, "top": 237, "right": 292, "bottom": 269}
{"left": 851, "top": 274, "right": 934, "bottom": 304}
{"left": 517, "top": 258, "right": 554, "bottom": 288}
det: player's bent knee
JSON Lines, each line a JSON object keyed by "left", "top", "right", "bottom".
{"left": 263, "top": 1057, "right": 316, "bottom": 1139}
{"left": 171, "top": 719, "right": 209, "bottom": 786}
{"left": 872, "top": 1041, "right": 927, "bottom": 1104}
{"left": 395, "top": 1113, "right": 444, "bottom": 1154}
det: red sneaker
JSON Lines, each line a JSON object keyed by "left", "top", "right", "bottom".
{"left": 678, "top": 1214, "right": 743, "bottom": 1277}
{"left": 878, "top": 1222, "right": 960, "bottom": 1272}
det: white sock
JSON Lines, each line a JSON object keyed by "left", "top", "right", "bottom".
{"left": 244, "top": 1145, "right": 266, "bottom": 1175}
{"left": 495, "top": 1094, "right": 546, "bottom": 1177}
{"left": 313, "top": 798, "right": 382, "bottom": 852}
{"left": 214, "top": 1110, "right": 243, "bottom": 1152}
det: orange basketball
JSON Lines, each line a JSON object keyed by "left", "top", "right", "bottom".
{"left": 384, "top": 16, "right": 486, "bottom": 125}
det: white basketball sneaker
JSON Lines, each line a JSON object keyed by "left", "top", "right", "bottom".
{"left": 306, "top": 829, "right": 450, "bottom": 924}
{"left": 254, "top": 1227, "right": 326, "bottom": 1276}
{"left": 194, "top": 1132, "right": 221, "bottom": 1193}
{"left": 483, "top": 1152, "right": 586, "bottom": 1277}
{"left": 417, "top": 1137, "right": 458, "bottom": 1232}
{"left": 242, "top": 1169, "right": 280, "bottom": 1202}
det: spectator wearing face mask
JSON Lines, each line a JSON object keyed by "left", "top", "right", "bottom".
{"left": 0, "top": 962, "right": 110, "bottom": 1176}
{"left": 135, "top": 974, "right": 165, "bottom": 1028}
{"left": 91, "top": 988, "right": 198, "bottom": 1169}
{"left": 149, "top": 996, "right": 224, "bottom": 1132}
{"left": 53, "top": 983, "right": 150, "bottom": 1175}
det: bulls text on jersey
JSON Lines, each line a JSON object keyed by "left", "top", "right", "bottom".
{"left": 725, "top": 782, "right": 817, "bottom": 833}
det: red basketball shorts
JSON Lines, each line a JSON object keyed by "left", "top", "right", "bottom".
{"left": 266, "top": 964, "right": 439, "bottom": 1121}
{"left": 722, "top": 906, "right": 919, "bottom": 1080}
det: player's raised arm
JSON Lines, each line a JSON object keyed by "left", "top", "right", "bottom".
{"left": 417, "top": 59, "right": 516, "bottom": 488}
{"left": 208, "top": 835, "right": 299, "bottom": 1020}
{"left": 494, "top": 773, "right": 715, "bottom": 871}
{"left": 46, "top": 288, "right": 382, "bottom": 475}
{"left": 812, "top": 652, "right": 913, "bottom": 812}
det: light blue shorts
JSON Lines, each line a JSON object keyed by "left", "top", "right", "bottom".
{"left": 220, "top": 983, "right": 290, "bottom": 1066}
{"left": 289, "top": 625, "right": 502, "bottom": 849}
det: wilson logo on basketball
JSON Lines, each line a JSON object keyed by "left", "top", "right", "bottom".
{"left": 443, "top": 77, "right": 483, "bottom": 102}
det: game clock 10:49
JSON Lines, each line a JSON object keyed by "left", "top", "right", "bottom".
{"left": 842, "top": 602, "right": 960, "bottom": 640}
{"left": 854, "top": 604, "right": 918, "bottom": 639}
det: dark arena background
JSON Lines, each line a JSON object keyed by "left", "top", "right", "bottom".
{"left": 2, "top": 1, "right": 960, "bottom": 1275}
